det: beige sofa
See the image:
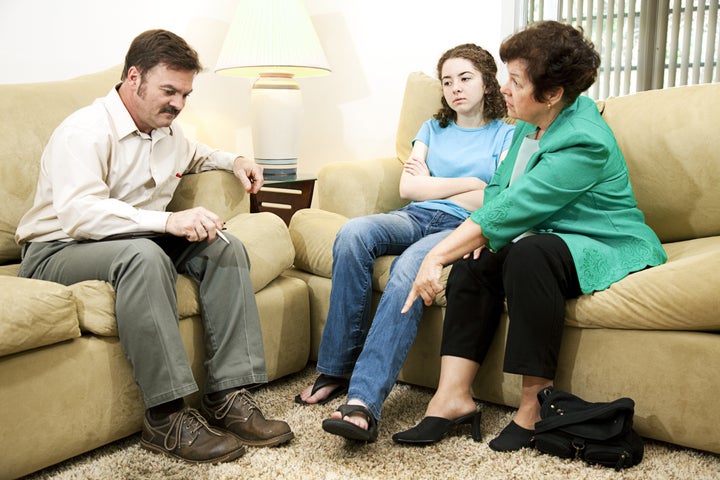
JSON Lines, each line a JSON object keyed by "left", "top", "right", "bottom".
{"left": 0, "top": 68, "right": 311, "bottom": 480}
{"left": 288, "top": 72, "right": 720, "bottom": 455}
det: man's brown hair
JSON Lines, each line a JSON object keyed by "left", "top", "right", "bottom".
{"left": 121, "top": 29, "right": 202, "bottom": 80}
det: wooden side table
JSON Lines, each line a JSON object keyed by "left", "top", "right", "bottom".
{"left": 250, "top": 173, "right": 317, "bottom": 226}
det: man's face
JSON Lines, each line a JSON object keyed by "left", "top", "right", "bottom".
{"left": 126, "top": 63, "right": 194, "bottom": 133}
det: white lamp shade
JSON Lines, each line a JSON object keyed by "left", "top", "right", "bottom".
{"left": 214, "top": 0, "right": 330, "bottom": 175}
{"left": 215, "top": 0, "right": 330, "bottom": 78}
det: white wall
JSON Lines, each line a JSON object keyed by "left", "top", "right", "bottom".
{"left": 0, "top": 0, "right": 518, "bottom": 176}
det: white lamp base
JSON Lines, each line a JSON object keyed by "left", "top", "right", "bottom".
{"left": 250, "top": 74, "right": 302, "bottom": 176}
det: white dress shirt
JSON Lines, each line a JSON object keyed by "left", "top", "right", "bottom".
{"left": 16, "top": 87, "right": 238, "bottom": 244}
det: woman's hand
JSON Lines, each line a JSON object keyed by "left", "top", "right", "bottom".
{"left": 401, "top": 254, "right": 445, "bottom": 313}
{"left": 463, "top": 245, "right": 485, "bottom": 260}
{"left": 401, "top": 219, "right": 488, "bottom": 313}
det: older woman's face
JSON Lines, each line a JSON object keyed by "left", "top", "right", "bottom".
{"left": 501, "top": 59, "right": 545, "bottom": 125}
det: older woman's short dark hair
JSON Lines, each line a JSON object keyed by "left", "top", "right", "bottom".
{"left": 500, "top": 21, "right": 600, "bottom": 105}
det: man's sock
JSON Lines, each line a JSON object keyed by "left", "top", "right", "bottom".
{"left": 206, "top": 388, "right": 236, "bottom": 403}
{"left": 147, "top": 398, "right": 185, "bottom": 424}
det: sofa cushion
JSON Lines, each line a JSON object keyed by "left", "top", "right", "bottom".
{"left": 52, "top": 275, "right": 228, "bottom": 338}
{"left": 0, "top": 66, "right": 122, "bottom": 265}
{"left": 395, "top": 72, "right": 442, "bottom": 164}
{"left": 317, "top": 157, "right": 408, "bottom": 219}
{"left": 393, "top": 73, "right": 720, "bottom": 244}
{"left": 167, "top": 170, "right": 251, "bottom": 223}
{"left": 0, "top": 212, "right": 292, "bottom": 340}
{"left": 567, "top": 236, "right": 720, "bottom": 331}
{"left": 0, "top": 265, "right": 121, "bottom": 338}
{"left": 601, "top": 83, "right": 720, "bottom": 243}
{"left": 0, "top": 276, "right": 81, "bottom": 356}
{"left": 373, "top": 255, "right": 452, "bottom": 307}
{"left": 225, "top": 211, "right": 295, "bottom": 292}
{"left": 68, "top": 276, "right": 201, "bottom": 338}
{"left": 372, "top": 236, "right": 720, "bottom": 330}
{"left": 290, "top": 209, "right": 348, "bottom": 278}
{"left": 0, "top": 263, "right": 20, "bottom": 276}
{"left": 65, "top": 212, "right": 294, "bottom": 337}
{"left": 67, "top": 280, "right": 117, "bottom": 336}
{"left": 290, "top": 208, "right": 451, "bottom": 306}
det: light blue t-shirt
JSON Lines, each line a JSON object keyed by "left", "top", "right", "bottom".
{"left": 411, "top": 118, "right": 515, "bottom": 219}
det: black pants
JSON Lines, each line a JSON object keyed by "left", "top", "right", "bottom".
{"left": 441, "top": 234, "right": 582, "bottom": 379}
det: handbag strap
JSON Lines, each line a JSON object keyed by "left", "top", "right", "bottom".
{"left": 535, "top": 390, "right": 635, "bottom": 436}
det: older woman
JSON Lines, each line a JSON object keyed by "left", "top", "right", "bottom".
{"left": 298, "top": 43, "right": 514, "bottom": 443}
{"left": 393, "top": 21, "right": 666, "bottom": 451}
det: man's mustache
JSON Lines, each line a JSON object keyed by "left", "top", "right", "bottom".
{"left": 161, "top": 106, "right": 180, "bottom": 116}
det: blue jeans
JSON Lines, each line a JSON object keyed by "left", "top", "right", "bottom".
{"left": 317, "top": 204, "right": 463, "bottom": 420}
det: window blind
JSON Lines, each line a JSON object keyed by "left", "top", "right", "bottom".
{"left": 525, "top": 0, "right": 720, "bottom": 98}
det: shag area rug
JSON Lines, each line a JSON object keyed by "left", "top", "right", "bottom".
{"left": 23, "top": 367, "right": 720, "bottom": 480}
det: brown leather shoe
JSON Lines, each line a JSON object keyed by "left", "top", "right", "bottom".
{"left": 201, "top": 389, "right": 294, "bottom": 447}
{"left": 141, "top": 407, "right": 246, "bottom": 463}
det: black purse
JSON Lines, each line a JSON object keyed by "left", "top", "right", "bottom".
{"left": 533, "top": 387, "right": 644, "bottom": 470}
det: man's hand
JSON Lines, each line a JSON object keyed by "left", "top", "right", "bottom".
{"left": 233, "top": 157, "right": 263, "bottom": 194}
{"left": 166, "top": 207, "right": 224, "bottom": 242}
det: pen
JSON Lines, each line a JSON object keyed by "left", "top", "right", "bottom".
{"left": 216, "top": 229, "right": 230, "bottom": 244}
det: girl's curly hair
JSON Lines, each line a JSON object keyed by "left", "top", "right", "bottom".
{"left": 434, "top": 43, "right": 507, "bottom": 128}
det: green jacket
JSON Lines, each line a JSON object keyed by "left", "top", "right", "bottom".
{"left": 471, "top": 95, "right": 666, "bottom": 293}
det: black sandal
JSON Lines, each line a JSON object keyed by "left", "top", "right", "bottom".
{"left": 294, "top": 374, "right": 349, "bottom": 405}
{"left": 321, "top": 404, "right": 378, "bottom": 442}
{"left": 392, "top": 408, "right": 482, "bottom": 444}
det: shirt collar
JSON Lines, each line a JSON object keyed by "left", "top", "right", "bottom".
{"left": 101, "top": 85, "right": 173, "bottom": 140}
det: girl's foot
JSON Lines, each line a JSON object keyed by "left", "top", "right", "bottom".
{"left": 329, "top": 398, "right": 368, "bottom": 430}
{"left": 294, "top": 374, "right": 349, "bottom": 405}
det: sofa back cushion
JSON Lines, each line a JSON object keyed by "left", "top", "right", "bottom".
{"left": 601, "top": 82, "right": 720, "bottom": 243}
{"left": 395, "top": 72, "right": 719, "bottom": 245}
{"left": 0, "top": 66, "right": 122, "bottom": 265}
{"left": 395, "top": 72, "right": 443, "bottom": 163}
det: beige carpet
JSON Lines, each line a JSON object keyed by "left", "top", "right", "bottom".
{"left": 24, "top": 367, "right": 719, "bottom": 480}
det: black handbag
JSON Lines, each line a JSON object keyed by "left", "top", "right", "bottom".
{"left": 533, "top": 387, "right": 644, "bottom": 470}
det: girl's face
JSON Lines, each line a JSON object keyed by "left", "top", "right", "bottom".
{"left": 500, "top": 59, "right": 545, "bottom": 124}
{"left": 440, "top": 57, "right": 486, "bottom": 119}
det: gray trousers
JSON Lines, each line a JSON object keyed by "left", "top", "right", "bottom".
{"left": 19, "top": 234, "right": 267, "bottom": 408}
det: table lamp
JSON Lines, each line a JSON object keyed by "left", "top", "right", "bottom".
{"left": 215, "top": 0, "right": 330, "bottom": 177}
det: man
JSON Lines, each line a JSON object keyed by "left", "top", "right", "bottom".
{"left": 15, "top": 29, "right": 292, "bottom": 464}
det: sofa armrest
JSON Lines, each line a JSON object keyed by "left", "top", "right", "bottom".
{"left": 0, "top": 277, "right": 82, "bottom": 357}
{"left": 225, "top": 212, "right": 295, "bottom": 292}
{"left": 317, "top": 157, "right": 408, "bottom": 218}
{"left": 167, "top": 170, "right": 250, "bottom": 221}
{"left": 289, "top": 209, "right": 348, "bottom": 278}
{"left": 289, "top": 207, "right": 453, "bottom": 308}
